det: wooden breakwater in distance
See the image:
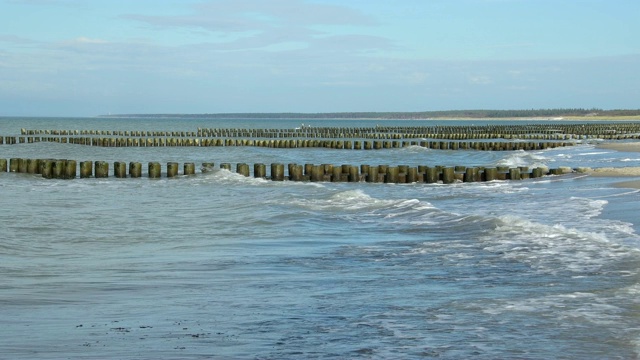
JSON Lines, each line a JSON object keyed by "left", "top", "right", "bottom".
{"left": 1, "top": 136, "right": 575, "bottom": 151}
{"left": 17, "top": 122, "right": 640, "bottom": 140}
{"left": 1, "top": 158, "right": 578, "bottom": 183}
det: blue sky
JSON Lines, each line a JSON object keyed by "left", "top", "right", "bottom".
{"left": 0, "top": 0, "right": 638, "bottom": 116}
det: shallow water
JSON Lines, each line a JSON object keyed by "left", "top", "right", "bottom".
{"left": 1, "top": 117, "right": 640, "bottom": 359}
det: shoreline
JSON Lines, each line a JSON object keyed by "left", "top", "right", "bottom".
{"left": 613, "top": 180, "right": 640, "bottom": 189}
{"left": 95, "top": 116, "right": 640, "bottom": 121}
{"left": 596, "top": 142, "right": 640, "bottom": 152}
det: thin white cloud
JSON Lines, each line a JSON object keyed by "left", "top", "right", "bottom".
{"left": 122, "top": 0, "right": 390, "bottom": 53}
{"left": 74, "top": 37, "right": 108, "bottom": 44}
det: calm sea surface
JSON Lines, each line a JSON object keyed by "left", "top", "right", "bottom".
{"left": 1, "top": 117, "right": 640, "bottom": 359}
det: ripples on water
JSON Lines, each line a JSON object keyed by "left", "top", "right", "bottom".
{"left": 1, "top": 118, "right": 640, "bottom": 359}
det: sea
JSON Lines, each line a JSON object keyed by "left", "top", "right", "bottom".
{"left": 1, "top": 117, "right": 640, "bottom": 359}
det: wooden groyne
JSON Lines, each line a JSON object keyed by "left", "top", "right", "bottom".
{"left": 1, "top": 158, "right": 577, "bottom": 183}
{"left": 7, "top": 122, "right": 640, "bottom": 150}
{"left": 18, "top": 122, "right": 640, "bottom": 140}
{"left": 1, "top": 136, "right": 574, "bottom": 151}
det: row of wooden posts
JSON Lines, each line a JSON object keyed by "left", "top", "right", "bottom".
{"left": 1, "top": 158, "right": 571, "bottom": 183}
{"left": 20, "top": 123, "right": 640, "bottom": 139}
{"left": 1, "top": 136, "right": 574, "bottom": 151}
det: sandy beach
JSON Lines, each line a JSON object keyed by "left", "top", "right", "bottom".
{"left": 581, "top": 166, "right": 640, "bottom": 189}
{"left": 596, "top": 142, "right": 640, "bottom": 152}
{"left": 591, "top": 142, "right": 640, "bottom": 188}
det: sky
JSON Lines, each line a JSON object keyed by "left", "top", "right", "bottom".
{"left": 0, "top": 0, "right": 638, "bottom": 116}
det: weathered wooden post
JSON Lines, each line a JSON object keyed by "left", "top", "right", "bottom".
{"left": 483, "top": 168, "right": 497, "bottom": 181}
{"left": 311, "top": 165, "right": 323, "bottom": 182}
{"left": 129, "top": 162, "right": 142, "bottom": 178}
{"left": 0, "top": 158, "right": 7, "bottom": 172}
{"left": 41, "top": 159, "right": 53, "bottom": 179}
{"left": 79, "top": 161, "right": 92, "bottom": 178}
{"left": 27, "top": 159, "right": 40, "bottom": 174}
{"left": 304, "top": 163, "right": 313, "bottom": 177}
{"left": 167, "top": 162, "right": 179, "bottom": 177}
{"left": 184, "top": 162, "right": 196, "bottom": 175}
{"left": 148, "top": 162, "right": 161, "bottom": 178}
{"left": 442, "top": 167, "right": 455, "bottom": 184}
{"left": 114, "top": 161, "right": 127, "bottom": 178}
{"left": 509, "top": 168, "right": 521, "bottom": 180}
{"left": 425, "top": 167, "right": 438, "bottom": 183}
{"left": 531, "top": 167, "right": 544, "bottom": 178}
{"left": 332, "top": 166, "right": 342, "bottom": 182}
{"left": 386, "top": 166, "right": 399, "bottom": 183}
{"left": 95, "top": 161, "right": 109, "bottom": 178}
{"left": 237, "top": 163, "right": 250, "bottom": 177}
{"left": 64, "top": 160, "right": 76, "bottom": 179}
{"left": 9, "top": 158, "right": 19, "bottom": 173}
{"left": 464, "top": 167, "right": 476, "bottom": 182}
{"left": 407, "top": 167, "right": 417, "bottom": 183}
{"left": 17, "top": 159, "right": 28, "bottom": 173}
{"left": 254, "top": 163, "right": 266, "bottom": 178}
{"left": 220, "top": 163, "right": 231, "bottom": 171}
{"left": 367, "top": 165, "right": 379, "bottom": 183}
{"left": 286, "top": 164, "right": 299, "bottom": 181}
{"left": 271, "top": 163, "right": 285, "bottom": 181}
{"left": 349, "top": 165, "right": 359, "bottom": 182}
{"left": 51, "top": 159, "right": 65, "bottom": 179}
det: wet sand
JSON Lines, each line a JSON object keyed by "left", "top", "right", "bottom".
{"left": 591, "top": 142, "right": 640, "bottom": 188}
{"left": 596, "top": 142, "right": 640, "bottom": 152}
{"left": 613, "top": 180, "right": 640, "bottom": 189}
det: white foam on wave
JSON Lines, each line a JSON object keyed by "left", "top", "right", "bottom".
{"left": 495, "top": 150, "right": 549, "bottom": 168}
{"left": 287, "top": 189, "right": 429, "bottom": 212}
{"left": 196, "top": 168, "right": 323, "bottom": 188}
{"left": 481, "top": 290, "right": 627, "bottom": 326}
{"left": 401, "top": 145, "right": 432, "bottom": 153}
{"left": 480, "top": 213, "right": 639, "bottom": 275}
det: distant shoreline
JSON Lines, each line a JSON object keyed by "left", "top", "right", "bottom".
{"left": 97, "top": 114, "right": 640, "bottom": 121}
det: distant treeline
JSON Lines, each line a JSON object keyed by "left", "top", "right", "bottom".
{"left": 103, "top": 109, "right": 640, "bottom": 119}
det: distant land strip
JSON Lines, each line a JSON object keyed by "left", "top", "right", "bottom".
{"left": 99, "top": 109, "right": 640, "bottom": 120}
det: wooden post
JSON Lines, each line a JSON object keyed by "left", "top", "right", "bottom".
{"left": 167, "top": 162, "right": 179, "bottom": 177}
{"left": 9, "top": 158, "right": 19, "bottom": 173}
{"left": 254, "top": 163, "right": 266, "bottom": 178}
{"left": 77, "top": 161, "right": 90, "bottom": 178}
{"left": 27, "top": 159, "right": 40, "bottom": 174}
{"left": 425, "top": 167, "right": 438, "bottom": 183}
{"left": 311, "top": 165, "right": 323, "bottom": 182}
{"left": 464, "top": 167, "right": 476, "bottom": 182}
{"left": 124, "top": 162, "right": 139, "bottom": 178}
{"left": 407, "top": 167, "right": 417, "bottom": 183}
{"left": 332, "top": 166, "right": 342, "bottom": 182}
{"left": 290, "top": 164, "right": 303, "bottom": 181}
{"left": 237, "top": 163, "right": 250, "bottom": 177}
{"left": 95, "top": 161, "right": 109, "bottom": 178}
{"left": 51, "top": 159, "right": 65, "bottom": 179}
{"left": 367, "top": 165, "right": 379, "bottom": 183}
{"left": 184, "top": 162, "right": 196, "bottom": 175}
{"left": 114, "top": 161, "right": 127, "bottom": 178}
{"left": 0, "top": 158, "right": 6, "bottom": 172}
{"left": 271, "top": 163, "right": 285, "bottom": 181}
{"left": 64, "top": 160, "right": 76, "bottom": 179}
{"left": 483, "top": 168, "right": 497, "bottom": 181}
{"left": 148, "top": 162, "right": 161, "bottom": 178}
{"left": 442, "top": 167, "right": 455, "bottom": 184}
{"left": 349, "top": 165, "right": 359, "bottom": 182}
{"left": 509, "top": 168, "right": 521, "bottom": 180}
{"left": 386, "top": 166, "right": 399, "bottom": 183}
{"left": 41, "top": 159, "right": 53, "bottom": 179}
